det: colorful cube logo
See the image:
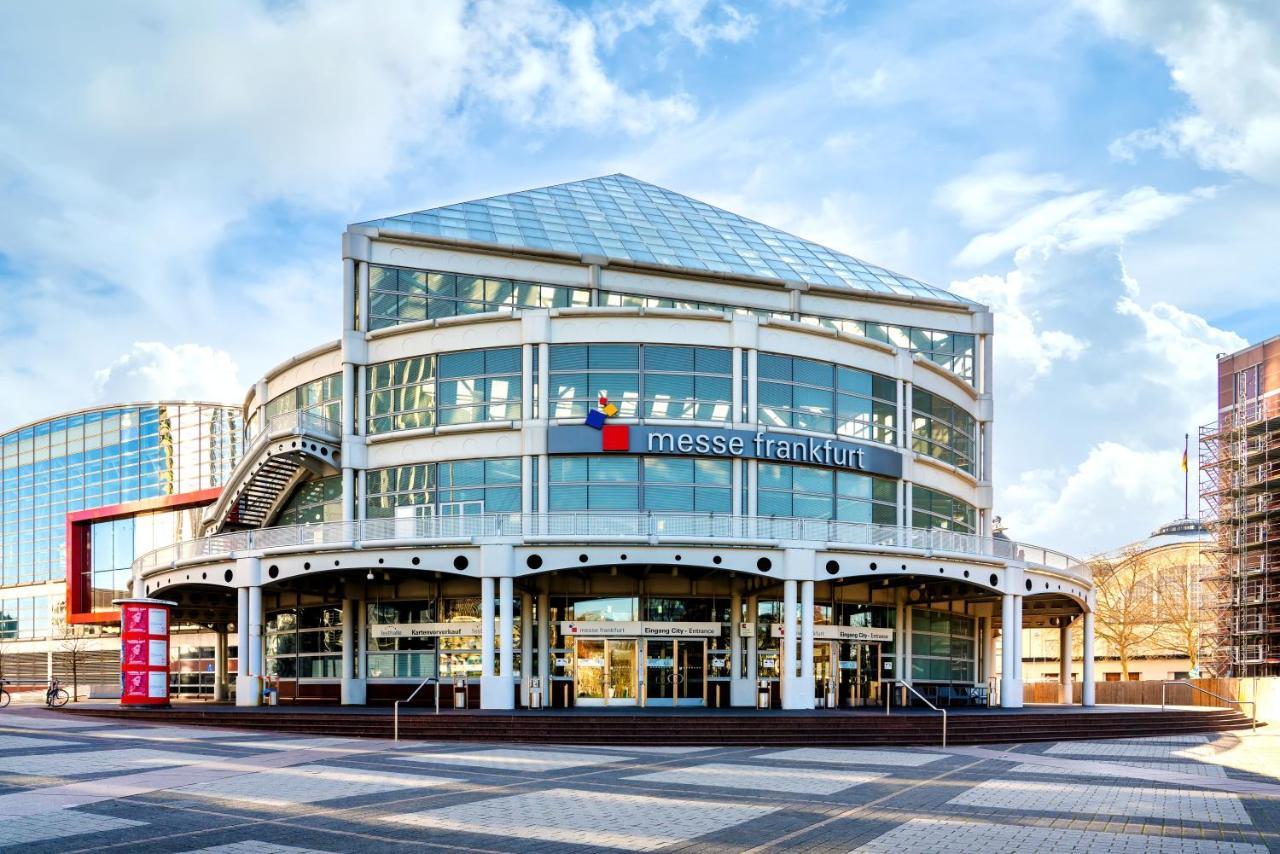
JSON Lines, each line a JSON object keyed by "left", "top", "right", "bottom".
{"left": 584, "top": 408, "right": 607, "bottom": 429}
{"left": 602, "top": 424, "right": 630, "bottom": 451}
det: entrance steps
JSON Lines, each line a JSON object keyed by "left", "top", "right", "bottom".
{"left": 55, "top": 706, "right": 1257, "bottom": 747}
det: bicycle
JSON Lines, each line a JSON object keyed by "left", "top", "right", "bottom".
{"left": 0, "top": 679, "right": 10, "bottom": 709}
{"left": 45, "top": 678, "right": 69, "bottom": 708}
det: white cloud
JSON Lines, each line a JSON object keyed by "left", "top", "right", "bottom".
{"left": 598, "top": 0, "right": 758, "bottom": 50}
{"left": 952, "top": 239, "right": 1245, "bottom": 554}
{"left": 953, "top": 185, "right": 1210, "bottom": 267}
{"left": 94, "top": 343, "right": 243, "bottom": 406}
{"left": 1080, "top": 0, "right": 1280, "bottom": 183}
{"left": 0, "top": 1, "right": 701, "bottom": 426}
{"left": 935, "top": 154, "right": 1075, "bottom": 229}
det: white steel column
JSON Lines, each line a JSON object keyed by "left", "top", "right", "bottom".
{"left": 248, "top": 585, "right": 263, "bottom": 704}
{"left": 520, "top": 592, "right": 533, "bottom": 706}
{"left": 1059, "top": 623, "right": 1073, "bottom": 705}
{"left": 1082, "top": 611, "right": 1096, "bottom": 707}
{"left": 480, "top": 545, "right": 515, "bottom": 709}
{"left": 800, "top": 580, "right": 815, "bottom": 705}
{"left": 1000, "top": 593, "right": 1017, "bottom": 708}
{"left": 730, "top": 591, "right": 743, "bottom": 677}
{"left": 213, "top": 625, "right": 228, "bottom": 702}
{"left": 341, "top": 597, "right": 355, "bottom": 704}
{"left": 481, "top": 577, "right": 496, "bottom": 681}
{"left": 1013, "top": 595, "right": 1025, "bottom": 688}
{"left": 782, "top": 578, "right": 798, "bottom": 709}
{"left": 353, "top": 595, "right": 367, "bottom": 703}
{"left": 894, "top": 595, "right": 906, "bottom": 689}
{"left": 235, "top": 587, "right": 252, "bottom": 706}
{"left": 536, "top": 589, "right": 551, "bottom": 697}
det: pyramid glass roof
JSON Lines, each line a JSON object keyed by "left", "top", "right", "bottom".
{"left": 357, "top": 174, "right": 973, "bottom": 305}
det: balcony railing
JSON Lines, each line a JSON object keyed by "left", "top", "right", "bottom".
{"left": 134, "top": 512, "right": 1088, "bottom": 587}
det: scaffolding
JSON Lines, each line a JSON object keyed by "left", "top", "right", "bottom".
{"left": 1200, "top": 395, "right": 1280, "bottom": 676}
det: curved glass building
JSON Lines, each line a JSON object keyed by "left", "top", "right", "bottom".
{"left": 0, "top": 403, "right": 241, "bottom": 688}
{"left": 117, "top": 175, "right": 1096, "bottom": 710}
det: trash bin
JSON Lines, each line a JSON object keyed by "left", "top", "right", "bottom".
{"left": 756, "top": 678, "right": 771, "bottom": 710}
{"left": 528, "top": 677, "right": 542, "bottom": 710}
{"left": 453, "top": 677, "right": 468, "bottom": 709}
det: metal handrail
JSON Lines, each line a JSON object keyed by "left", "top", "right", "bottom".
{"left": 394, "top": 677, "right": 440, "bottom": 742}
{"left": 132, "top": 512, "right": 1089, "bottom": 587}
{"left": 1161, "top": 680, "right": 1256, "bottom": 731}
{"left": 885, "top": 679, "right": 947, "bottom": 747}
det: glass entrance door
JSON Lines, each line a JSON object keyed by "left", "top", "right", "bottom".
{"left": 644, "top": 639, "right": 706, "bottom": 706}
{"left": 574, "top": 638, "right": 637, "bottom": 706}
{"left": 814, "top": 642, "right": 837, "bottom": 707}
{"left": 849, "top": 642, "right": 881, "bottom": 707}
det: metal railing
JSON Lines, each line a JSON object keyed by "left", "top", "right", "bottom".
{"left": 394, "top": 677, "right": 440, "bottom": 742}
{"left": 134, "top": 512, "right": 1087, "bottom": 585}
{"left": 1161, "top": 680, "right": 1256, "bottom": 731}
{"left": 885, "top": 680, "right": 947, "bottom": 747}
{"left": 244, "top": 408, "right": 341, "bottom": 448}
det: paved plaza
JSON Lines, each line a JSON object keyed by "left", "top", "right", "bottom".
{"left": 1, "top": 710, "right": 1279, "bottom": 852}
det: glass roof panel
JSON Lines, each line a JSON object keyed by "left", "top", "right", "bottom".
{"left": 356, "top": 174, "right": 973, "bottom": 305}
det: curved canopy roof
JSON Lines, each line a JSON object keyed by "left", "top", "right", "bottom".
{"left": 357, "top": 174, "right": 975, "bottom": 305}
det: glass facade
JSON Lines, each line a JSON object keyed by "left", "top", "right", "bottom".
{"left": 357, "top": 174, "right": 972, "bottom": 304}
{"left": 911, "top": 485, "right": 977, "bottom": 533}
{"left": 0, "top": 404, "right": 241, "bottom": 587}
{"left": 757, "top": 462, "right": 897, "bottom": 523}
{"left": 368, "top": 266, "right": 589, "bottom": 330}
{"left": 85, "top": 506, "right": 206, "bottom": 612}
{"left": 911, "top": 388, "right": 977, "bottom": 475}
{"left": 0, "top": 594, "right": 50, "bottom": 639}
{"left": 757, "top": 353, "right": 896, "bottom": 442}
{"left": 265, "top": 605, "right": 342, "bottom": 679}
{"left": 549, "top": 456, "right": 732, "bottom": 512}
{"left": 365, "top": 459, "right": 522, "bottom": 518}
{"left": 249, "top": 374, "right": 341, "bottom": 439}
{"left": 276, "top": 476, "right": 342, "bottom": 526}
{"left": 910, "top": 609, "right": 975, "bottom": 683}
{"left": 366, "top": 348, "right": 522, "bottom": 434}
{"left": 550, "top": 344, "right": 732, "bottom": 421}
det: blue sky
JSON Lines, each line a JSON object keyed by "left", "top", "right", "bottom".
{"left": 0, "top": 0, "right": 1276, "bottom": 555}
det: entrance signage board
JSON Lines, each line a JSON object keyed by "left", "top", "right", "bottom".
{"left": 769, "top": 624, "right": 894, "bottom": 642}
{"left": 561, "top": 621, "right": 721, "bottom": 638}
{"left": 370, "top": 622, "right": 481, "bottom": 639}
{"left": 548, "top": 425, "right": 902, "bottom": 479}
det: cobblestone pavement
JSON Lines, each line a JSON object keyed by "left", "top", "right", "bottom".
{"left": 1, "top": 710, "right": 1279, "bottom": 852}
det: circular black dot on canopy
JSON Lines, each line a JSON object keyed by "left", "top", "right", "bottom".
{"left": 527, "top": 555, "right": 543, "bottom": 569}
{"left": 1025, "top": 579, "right": 1033, "bottom": 591}
{"left": 712, "top": 556, "right": 722, "bottom": 564}
{"left": 757, "top": 557, "right": 772, "bottom": 572}
{"left": 454, "top": 556, "right": 469, "bottom": 570}
{"left": 989, "top": 573, "right": 999, "bottom": 588}
{"left": 223, "top": 569, "right": 234, "bottom": 583}
{"left": 825, "top": 560, "right": 840, "bottom": 575}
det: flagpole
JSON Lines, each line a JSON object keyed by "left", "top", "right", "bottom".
{"left": 1184, "top": 432, "right": 1190, "bottom": 520}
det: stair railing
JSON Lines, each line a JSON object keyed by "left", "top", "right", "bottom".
{"left": 394, "top": 677, "right": 440, "bottom": 743}
{"left": 1161, "top": 680, "right": 1256, "bottom": 731}
{"left": 884, "top": 680, "right": 947, "bottom": 747}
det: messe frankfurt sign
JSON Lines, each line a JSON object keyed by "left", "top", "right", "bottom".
{"left": 549, "top": 425, "right": 902, "bottom": 479}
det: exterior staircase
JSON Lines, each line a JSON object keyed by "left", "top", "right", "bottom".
{"left": 58, "top": 706, "right": 1257, "bottom": 747}
{"left": 203, "top": 410, "right": 342, "bottom": 533}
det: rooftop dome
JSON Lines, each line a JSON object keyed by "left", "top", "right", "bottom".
{"left": 357, "top": 174, "right": 976, "bottom": 306}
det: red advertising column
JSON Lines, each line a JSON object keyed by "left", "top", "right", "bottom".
{"left": 114, "top": 598, "right": 177, "bottom": 707}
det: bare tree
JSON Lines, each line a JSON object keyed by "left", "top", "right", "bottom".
{"left": 57, "top": 625, "right": 95, "bottom": 702}
{"left": 1151, "top": 547, "right": 1213, "bottom": 673}
{"left": 1091, "top": 546, "right": 1162, "bottom": 679}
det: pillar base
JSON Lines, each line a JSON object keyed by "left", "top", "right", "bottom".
{"left": 481, "top": 675, "right": 515, "bottom": 710}
{"left": 235, "top": 675, "right": 262, "bottom": 707}
{"left": 782, "top": 676, "right": 816, "bottom": 710}
{"left": 341, "top": 678, "right": 367, "bottom": 705}
{"left": 1000, "top": 678, "right": 1023, "bottom": 708}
